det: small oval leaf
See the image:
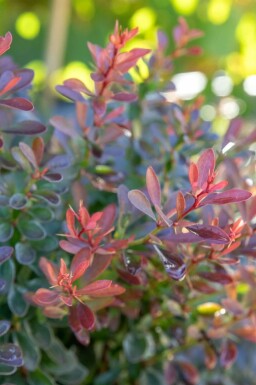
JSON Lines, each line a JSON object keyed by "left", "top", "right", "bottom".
{"left": 9, "top": 193, "right": 28, "bottom": 209}
{"left": 128, "top": 189, "right": 156, "bottom": 220}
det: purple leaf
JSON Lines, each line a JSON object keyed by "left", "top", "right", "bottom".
{"left": 2, "top": 120, "right": 46, "bottom": 135}
{"left": 45, "top": 154, "right": 70, "bottom": 170}
{"left": 164, "top": 233, "right": 204, "bottom": 243}
{"left": 0, "top": 343, "right": 23, "bottom": 367}
{"left": 11, "top": 69, "right": 34, "bottom": 91}
{"left": 42, "top": 172, "right": 63, "bottom": 182}
{"left": 0, "top": 246, "right": 13, "bottom": 265}
{"left": 154, "top": 245, "right": 186, "bottom": 281}
{"left": 56, "top": 85, "right": 85, "bottom": 102}
{"left": 220, "top": 341, "right": 237, "bottom": 369}
{"left": 128, "top": 189, "right": 156, "bottom": 220}
{"left": 200, "top": 189, "right": 252, "bottom": 206}
{"left": 50, "top": 115, "right": 77, "bottom": 137}
{"left": 0, "top": 97, "right": 33, "bottom": 111}
{"left": 33, "top": 190, "right": 61, "bottom": 206}
{"left": 187, "top": 224, "right": 230, "bottom": 244}
{"left": 0, "top": 320, "right": 10, "bottom": 337}
{"left": 146, "top": 166, "right": 161, "bottom": 206}
{"left": 199, "top": 271, "right": 233, "bottom": 285}
{"left": 197, "top": 148, "right": 215, "bottom": 189}
{"left": 112, "top": 92, "right": 137, "bottom": 102}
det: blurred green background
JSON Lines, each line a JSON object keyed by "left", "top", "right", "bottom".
{"left": 1, "top": 0, "right": 256, "bottom": 118}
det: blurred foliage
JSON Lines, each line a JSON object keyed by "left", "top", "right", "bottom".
{"left": 1, "top": 0, "right": 256, "bottom": 116}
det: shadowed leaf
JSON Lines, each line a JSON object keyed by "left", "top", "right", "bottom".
{"left": 128, "top": 189, "right": 156, "bottom": 220}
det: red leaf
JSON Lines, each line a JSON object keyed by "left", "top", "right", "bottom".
{"left": 43, "top": 306, "right": 66, "bottom": 319}
{"left": 176, "top": 191, "right": 185, "bottom": 219}
{"left": 0, "top": 32, "right": 12, "bottom": 56}
{"left": 176, "top": 360, "right": 199, "bottom": 385}
{"left": 39, "top": 257, "right": 58, "bottom": 285}
{"left": 59, "top": 258, "right": 68, "bottom": 276}
{"left": 77, "top": 280, "right": 125, "bottom": 297}
{"left": 0, "top": 97, "right": 33, "bottom": 111}
{"left": 204, "top": 346, "right": 217, "bottom": 370}
{"left": 70, "top": 247, "right": 92, "bottom": 282}
{"left": 32, "top": 137, "right": 44, "bottom": 166}
{"left": 187, "top": 224, "right": 230, "bottom": 244}
{"left": 209, "top": 180, "right": 228, "bottom": 192}
{"left": 200, "top": 189, "right": 252, "bottom": 206}
{"left": 220, "top": 341, "right": 237, "bottom": 369}
{"left": 81, "top": 253, "right": 113, "bottom": 283}
{"left": 60, "top": 295, "right": 73, "bottom": 306}
{"left": 66, "top": 208, "right": 76, "bottom": 237}
{"left": 96, "top": 204, "right": 116, "bottom": 236}
{"left": 77, "top": 303, "right": 95, "bottom": 331}
{"left": 199, "top": 271, "right": 233, "bottom": 285}
{"left": 115, "top": 48, "right": 150, "bottom": 72}
{"left": 146, "top": 166, "right": 161, "bottom": 206}
{"left": 192, "top": 280, "right": 216, "bottom": 294}
{"left": 128, "top": 189, "right": 156, "bottom": 220}
{"left": 59, "top": 240, "right": 82, "bottom": 254}
{"left": 117, "top": 269, "right": 142, "bottom": 285}
{"left": 188, "top": 162, "right": 198, "bottom": 189}
{"left": 34, "top": 288, "right": 59, "bottom": 305}
{"left": 79, "top": 205, "right": 90, "bottom": 229}
{"left": 197, "top": 148, "right": 215, "bottom": 189}
{"left": 112, "top": 92, "right": 137, "bottom": 102}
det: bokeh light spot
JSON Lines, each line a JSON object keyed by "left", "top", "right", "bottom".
{"left": 207, "top": 0, "right": 231, "bottom": 25}
{"left": 130, "top": 8, "right": 156, "bottom": 33}
{"left": 170, "top": 0, "right": 199, "bottom": 16}
{"left": 74, "top": 0, "right": 95, "bottom": 21}
{"left": 26, "top": 60, "right": 46, "bottom": 90}
{"left": 236, "top": 13, "right": 256, "bottom": 45}
{"left": 111, "top": 0, "right": 130, "bottom": 15}
{"left": 15, "top": 12, "right": 40, "bottom": 40}
{"left": 211, "top": 72, "right": 233, "bottom": 97}
{"left": 50, "top": 61, "right": 93, "bottom": 96}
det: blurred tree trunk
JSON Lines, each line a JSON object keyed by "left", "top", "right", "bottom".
{"left": 44, "top": 0, "right": 71, "bottom": 99}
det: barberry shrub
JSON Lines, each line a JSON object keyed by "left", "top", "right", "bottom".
{"left": 0, "top": 18, "right": 255, "bottom": 385}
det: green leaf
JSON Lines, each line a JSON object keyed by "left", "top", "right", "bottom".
{"left": 17, "top": 217, "right": 46, "bottom": 240}
{"left": 123, "top": 332, "right": 155, "bottom": 363}
{"left": 8, "top": 285, "right": 29, "bottom": 317}
{"left": 15, "top": 243, "right": 36, "bottom": 265}
{"left": 0, "top": 259, "right": 15, "bottom": 293}
{"left": 11, "top": 146, "right": 32, "bottom": 173}
{"left": 139, "top": 368, "right": 165, "bottom": 385}
{"left": 0, "top": 222, "right": 14, "bottom": 242}
{"left": 28, "top": 369, "right": 55, "bottom": 385}
{"left": 95, "top": 367, "right": 121, "bottom": 385}
{"left": 30, "top": 206, "right": 54, "bottom": 222}
{"left": 31, "top": 235, "right": 58, "bottom": 252}
{"left": 14, "top": 327, "right": 40, "bottom": 371}
{"left": 56, "top": 364, "right": 89, "bottom": 385}
{"left": 9, "top": 193, "right": 28, "bottom": 210}
{"left": 0, "top": 363, "right": 17, "bottom": 375}
{"left": 30, "top": 322, "right": 53, "bottom": 350}
{"left": 33, "top": 190, "right": 61, "bottom": 206}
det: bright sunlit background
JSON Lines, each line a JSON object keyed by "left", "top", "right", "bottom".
{"left": 1, "top": 0, "right": 256, "bottom": 118}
